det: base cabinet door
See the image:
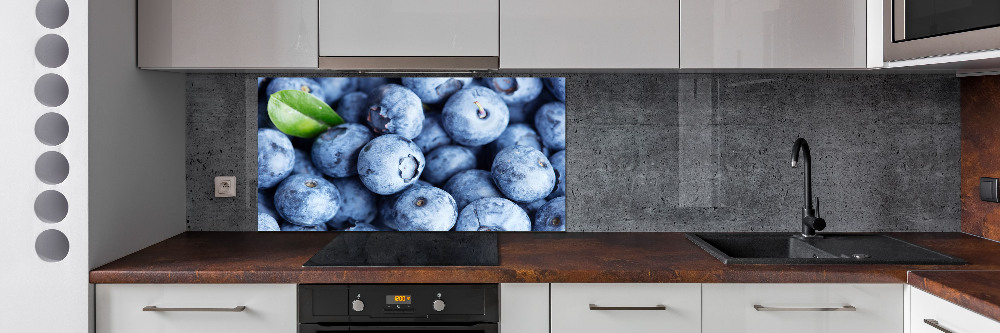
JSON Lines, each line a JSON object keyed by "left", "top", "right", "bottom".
{"left": 702, "top": 283, "right": 903, "bottom": 333}
{"left": 96, "top": 284, "right": 297, "bottom": 333}
{"left": 911, "top": 287, "right": 1000, "bottom": 333}
{"left": 551, "top": 283, "right": 701, "bottom": 333}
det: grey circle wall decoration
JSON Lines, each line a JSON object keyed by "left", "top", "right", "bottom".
{"left": 34, "top": 73, "right": 69, "bottom": 107}
{"left": 35, "top": 34, "right": 69, "bottom": 68}
{"left": 36, "top": 0, "right": 69, "bottom": 29}
{"left": 35, "top": 112, "right": 69, "bottom": 146}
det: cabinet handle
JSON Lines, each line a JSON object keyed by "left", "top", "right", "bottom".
{"left": 753, "top": 305, "right": 856, "bottom": 312}
{"left": 589, "top": 304, "right": 667, "bottom": 311}
{"left": 924, "top": 319, "right": 955, "bottom": 333}
{"left": 143, "top": 306, "right": 247, "bottom": 312}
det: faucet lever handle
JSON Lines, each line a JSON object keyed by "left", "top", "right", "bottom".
{"left": 815, "top": 196, "right": 820, "bottom": 218}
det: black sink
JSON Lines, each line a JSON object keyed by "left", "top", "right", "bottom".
{"left": 686, "top": 233, "right": 966, "bottom": 265}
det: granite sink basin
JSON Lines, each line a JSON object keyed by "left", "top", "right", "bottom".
{"left": 686, "top": 233, "right": 966, "bottom": 265}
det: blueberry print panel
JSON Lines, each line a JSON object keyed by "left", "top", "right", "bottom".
{"left": 257, "top": 77, "right": 567, "bottom": 232}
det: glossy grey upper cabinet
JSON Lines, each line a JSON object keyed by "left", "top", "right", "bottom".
{"left": 138, "top": 0, "right": 318, "bottom": 69}
{"left": 681, "top": 0, "right": 877, "bottom": 69}
{"left": 319, "top": 0, "right": 499, "bottom": 57}
{"left": 500, "top": 0, "right": 680, "bottom": 69}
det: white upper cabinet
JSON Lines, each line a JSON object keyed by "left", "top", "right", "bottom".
{"left": 681, "top": 0, "right": 877, "bottom": 68}
{"left": 319, "top": 0, "right": 499, "bottom": 57}
{"left": 137, "top": 0, "right": 318, "bottom": 69}
{"left": 500, "top": 0, "right": 680, "bottom": 69}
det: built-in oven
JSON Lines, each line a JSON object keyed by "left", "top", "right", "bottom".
{"left": 299, "top": 284, "right": 498, "bottom": 333}
{"left": 884, "top": 0, "right": 1000, "bottom": 61}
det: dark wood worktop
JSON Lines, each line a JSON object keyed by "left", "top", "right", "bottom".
{"left": 908, "top": 270, "right": 1000, "bottom": 323}
{"left": 91, "top": 232, "right": 1000, "bottom": 284}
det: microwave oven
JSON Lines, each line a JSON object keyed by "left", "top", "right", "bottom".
{"left": 884, "top": 0, "right": 1000, "bottom": 62}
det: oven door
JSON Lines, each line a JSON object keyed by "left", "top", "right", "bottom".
{"left": 885, "top": 0, "right": 1000, "bottom": 61}
{"left": 300, "top": 323, "right": 498, "bottom": 333}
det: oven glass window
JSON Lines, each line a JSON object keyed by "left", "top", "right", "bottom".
{"left": 904, "top": 0, "right": 1000, "bottom": 40}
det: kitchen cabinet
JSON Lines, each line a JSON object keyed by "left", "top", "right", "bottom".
{"left": 96, "top": 284, "right": 297, "bottom": 333}
{"left": 137, "top": 0, "right": 318, "bottom": 69}
{"left": 550, "top": 283, "right": 701, "bottom": 333}
{"left": 500, "top": 284, "right": 549, "bottom": 333}
{"left": 500, "top": 0, "right": 680, "bottom": 69}
{"left": 318, "top": 0, "right": 499, "bottom": 70}
{"left": 702, "top": 283, "right": 903, "bottom": 333}
{"left": 680, "top": 0, "right": 878, "bottom": 68}
{"left": 319, "top": 0, "right": 498, "bottom": 57}
{"left": 910, "top": 287, "right": 1000, "bottom": 333}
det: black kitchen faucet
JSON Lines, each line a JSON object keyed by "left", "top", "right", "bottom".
{"left": 791, "top": 138, "right": 826, "bottom": 238}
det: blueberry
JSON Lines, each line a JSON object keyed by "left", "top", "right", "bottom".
{"left": 336, "top": 91, "right": 369, "bottom": 124}
{"left": 441, "top": 86, "right": 509, "bottom": 146}
{"left": 328, "top": 177, "right": 377, "bottom": 229}
{"left": 533, "top": 196, "right": 566, "bottom": 231}
{"left": 274, "top": 174, "right": 341, "bottom": 226}
{"left": 315, "top": 77, "right": 357, "bottom": 105}
{"left": 311, "top": 123, "right": 374, "bottom": 178}
{"left": 456, "top": 198, "right": 531, "bottom": 231}
{"left": 258, "top": 96, "right": 273, "bottom": 128}
{"left": 292, "top": 149, "right": 322, "bottom": 176}
{"left": 483, "top": 77, "right": 543, "bottom": 105}
{"left": 490, "top": 123, "right": 543, "bottom": 160}
{"left": 491, "top": 145, "right": 555, "bottom": 202}
{"left": 376, "top": 180, "right": 433, "bottom": 230}
{"left": 543, "top": 77, "right": 566, "bottom": 102}
{"left": 258, "top": 128, "right": 295, "bottom": 189}
{"left": 266, "top": 77, "right": 326, "bottom": 102}
{"left": 402, "top": 77, "right": 473, "bottom": 104}
{"left": 547, "top": 150, "right": 566, "bottom": 199}
{"left": 423, "top": 145, "right": 477, "bottom": 185}
{"left": 392, "top": 186, "right": 458, "bottom": 231}
{"left": 507, "top": 85, "right": 556, "bottom": 125}
{"left": 534, "top": 101, "right": 566, "bottom": 151}
{"left": 412, "top": 113, "right": 452, "bottom": 153}
{"left": 279, "top": 221, "right": 329, "bottom": 231}
{"left": 367, "top": 84, "right": 424, "bottom": 139}
{"left": 258, "top": 212, "right": 280, "bottom": 231}
{"left": 357, "top": 134, "right": 426, "bottom": 195}
{"left": 358, "top": 78, "right": 392, "bottom": 95}
{"left": 345, "top": 223, "right": 382, "bottom": 231}
{"left": 442, "top": 169, "right": 504, "bottom": 212}
{"left": 258, "top": 191, "right": 278, "bottom": 220}
{"left": 519, "top": 198, "right": 547, "bottom": 224}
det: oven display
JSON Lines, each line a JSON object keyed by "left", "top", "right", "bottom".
{"left": 386, "top": 295, "right": 412, "bottom": 304}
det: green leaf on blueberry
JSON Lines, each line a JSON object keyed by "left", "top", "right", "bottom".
{"left": 268, "top": 90, "right": 344, "bottom": 138}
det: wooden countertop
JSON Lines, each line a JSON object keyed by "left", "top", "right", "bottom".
{"left": 90, "top": 232, "right": 1000, "bottom": 322}
{"left": 908, "top": 270, "right": 1000, "bottom": 323}
{"left": 91, "top": 232, "right": 1000, "bottom": 284}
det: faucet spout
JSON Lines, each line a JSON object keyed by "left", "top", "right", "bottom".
{"left": 791, "top": 138, "right": 825, "bottom": 237}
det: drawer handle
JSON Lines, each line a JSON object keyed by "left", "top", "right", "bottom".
{"left": 753, "top": 305, "right": 856, "bottom": 312}
{"left": 143, "top": 306, "right": 247, "bottom": 312}
{"left": 924, "top": 319, "right": 955, "bottom": 333}
{"left": 589, "top": 304, "right": 667, "bottom": 311}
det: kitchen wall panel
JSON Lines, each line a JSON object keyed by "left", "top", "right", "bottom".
{"left": 186, "top": 73, "right": 960, "bottom": 232}
{"left": 960, "top": 75, "right": 1000, "bottom": 241}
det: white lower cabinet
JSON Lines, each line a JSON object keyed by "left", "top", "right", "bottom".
{"left": 910, "top": 287, "right": 1000, "bottom": 333}
{"left": 95, "top": 284, "right": 297, "bottom": 333}
{"left": 500, "top": 283, "right": 549, "bottom": 333}
{"left": 551, "top": 283, "right": 702, "bottom": 333}
{"left": 702, "top": 283, "right": 903, "bottom": 333}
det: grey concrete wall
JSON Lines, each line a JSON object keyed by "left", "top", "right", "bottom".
{"left": 186, "top": 73, "right": 961, "bottom": 232}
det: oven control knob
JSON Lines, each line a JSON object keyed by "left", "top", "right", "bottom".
{"left": 352, "top": 299, "right": 364, "bottom": 312}
{"left": 432, "top": 299, "right": 446, "bottom": 312}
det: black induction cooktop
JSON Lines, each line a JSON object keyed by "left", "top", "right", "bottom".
{"left": 304, "top": 232, "right": 499, "bottom": 267}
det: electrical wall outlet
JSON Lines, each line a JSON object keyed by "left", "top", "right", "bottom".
{"left": 215, "top": 176, "right": 236, "bottom": 197}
